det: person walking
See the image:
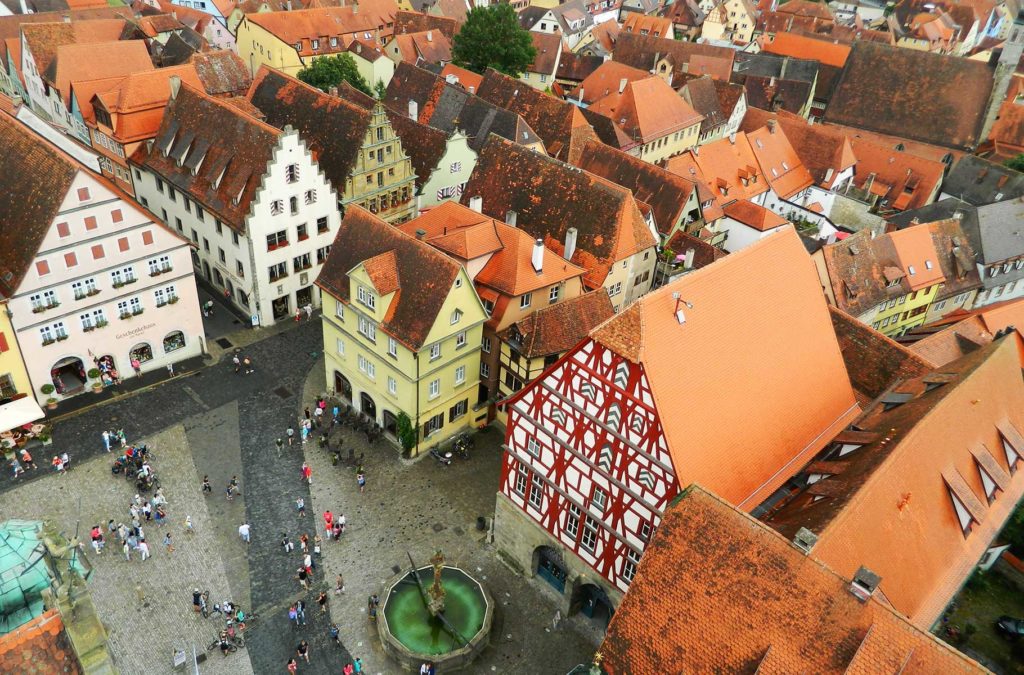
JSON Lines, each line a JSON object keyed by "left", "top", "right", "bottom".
{"left": 184, "top": 515, "right": 194, "bottom": 534}
{"left": 102, "top": 430, "right": 111, "bottom": 452}
{"left": 131, "top": 357, "right": 142, "bottom": 377}
{"left": 138, "top": 539, "right": 150, "bottom": 561}
{"left": 19, "top": 448, "right": 36, "bottom": 471}
{"left": 335, "top": 573, "right": 345, "bottom": 595}
{"left": 287, "top": 658, "right": 298, "bottom": 674}
{"left": 233, "top": 355, "right": 241, "bottom": 374}
{"left": 276, "top": 438, "right": 284, "bottom": 456}
{"left": 201, "top": 475, "right": 212, "bottom": 494}
{"left": 243, "top": 356, "right": 253, "bottom": 375}
{"left": 296, "top": 639, "right": 310, "bottom": 664}
{"left": 163, "top": 533, "right": 174, "bottom": 553}
{"left": 353, "top": 657, "right": 363, "bottom": 673}
{"left": 317, "top": 590, "right": 328, "bottom": 615}
{"left": 287, "top": 426, "right": 295, "bottom": 446}
{"left": 282, "top": 533, "right": 294, "bottom": 553}
{"left": 329, "top": 624, "right": 341, "bottom": 646}
{"left": 238, "top": 522, "right": 251, "bottom": 543}
{"left": 296, "top": 497, "right": 305, "bottom": 517}
{"left": 313, "top": 405, "right": 323, "bottom": 428}
{"left": 299, "top": 533, "right": 309, "bottom": 553}
{"left": 296, "top": 568, "right": 309, "bottom": 590}
{"left": 357, "top": 471, "right": 366, "bottom": 493}
{"left": 301, "top": 463, "right": 312, "bottom": 485}
{"left": 338, "top": 513, "right": 346, "bottom": 536}
{"left": 288, "top": 604, "right": 299, "bottom": 627}
{"left": 296, "top": 600, "right": 307, "bottom": 626}
{"left": 304, "top": 303, "right": 313, "bottom": 321}
{"left": 60, "top": 451, "right": 70, "bottom": 471}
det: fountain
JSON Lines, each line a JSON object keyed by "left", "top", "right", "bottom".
{"left": 377, "top": 550, "right": 493, "bottom": 672}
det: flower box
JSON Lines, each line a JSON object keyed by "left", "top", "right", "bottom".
{"left": 96, "top": 319, "right": 109, "bottom": 328}
{"left": 41, "top": 338, "right": 56, "bottom": 346}
{"left": 120, "top": 313, "right": 132, "bottom": 320}
{"left": 132, "top": 308, "right": 144, "bottom": 316}
{"left": 86, "top": 289, "right": 101, "bottom": 297}
{"left": 56, "top": 334, "right": 68, "bottom": 341}
{"left": 168, "top": 296, "right": 179, "bottom": 305}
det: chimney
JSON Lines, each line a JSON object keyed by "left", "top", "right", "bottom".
{"left": 564, "top": 227, "right": 578, "bottom": 261}
{"left": 692, "top": 145, "right": 698, "bottom": 156}
{"left": 578, "top": 87, "right": 584, "bottom": 103}
{"left": 792, "top": 527, "right": 818, "bottom": 554}
{"left": 171, "top": 9, "right": 177, "bottom": 19}
{"left": 469, "top": 196, "right": 483, "bottom": 213}
{"left": 531, "top": 239, "right": 544, "bottom": 273}
{"left": 408, "top": 99, "right": 419, "bottom": 120}
{"left": 505, "top": 210, "right": 517, "bottom": 227}
{"left": 415, "top": 229, "right": 426, "bottom": 240}
{"left": 329, "top": 86, "right": 339, "bottom": 96}
{"left": 683, "top": 248, "right": 695, "bottom": 269}
{"left": 286, "top": 0, "right": 292, "bottom": 9}
{"left": 352, "top": 0, "right": 358, "bottom": 12}
{"left": 824, "top": 167, "right": 834, "bottom": 184}
{"left": 769, "top": 75, "right": 776, "bottom": 88}
{"left": 728, "top": 132, "right": 736, "bottom": 144}
{"left": 169, "top": 75, "right": 182, "bottom": 100}
{"left": 953, "top": 209, "right": 964, "bottom": 220}
{"left": 62, "top": 13, "right": 70, "bottom": 22}
{"left": 618, "top": 78, "right": 628, "bottom": 94}
{"left": 767, "top": 119, "right": 777, "bottom": 134}
{"left": 849, "top": 566, "right": 881, "bottom": 603}
{"left": 427, "top": 30, "right": 432, "bottom": 42}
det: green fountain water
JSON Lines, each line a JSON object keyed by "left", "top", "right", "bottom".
{"left": 383, "top": 567, "right": 487, "bottom": 656}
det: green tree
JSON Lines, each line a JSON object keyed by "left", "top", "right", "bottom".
{"left": 374, "top": 79, "right": 387, "bottom": 100}
{"left": 452, "top": 4, "right": 537, "bottom": 77}
{"left": 297, "top": 54, "right": 372, "bottom": 96}
{"left": 1005, "top": 154, "right": 1024, "bottom": 173}
{"left": 396, "top": 411, "right": 417, "bottom": 454}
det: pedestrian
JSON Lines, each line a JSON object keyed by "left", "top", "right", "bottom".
{"left": 238, "top": 522, "right": 251, "bottom": 543}
{"left": 117, "top": 523, "right": 128, "bottom": 542}
{"left": 118, "top": 429, "right": 127, "bottom": 448}
{"left": 357, "top": 471, "right": 366, "bottom": 493}
{"left": 303, "top": 553, "right": 313, "bottom": 575}
{"left": 296, "top": 599, "right": 307, "bottom": 625}
{"left": 297, "top": 567, "right": 309, "bottom": 590}
{"left": 201, "top": 475, "right": 212, "bottom": 494}
{"left": 353, "top": 657, "right": 363, "bottom": 673}
{"left": 19, "top": 448, "right": 36, "bottom": 470}
{"left": 332, "top": 521, "right": 342, "bottom": 540}
{"left": 282, "top": 533, "right": 294, "bottom": 553}
{"left": 294, "top": 309, "right": 302, "bottom": 323}
{"left": 344, "top": 664, "right": 354, "bottom": 675}
{"left": 131, "top": 357, "right": 142, "bottom": 377}
{"left": 296, "top": 497, "right": 305, "bottom": 517}
{"left": 142, "top": 502, "right": 152, "bottom": 521}
{"left": 167, "top": 363, "right": 175, "bottom": 378}
{"left": 304, "top": 303, "right": 313, "bottom": 321}
{"left": 301, "top": 462, "right": 312, "bottom": 485}
{"left": 185, "top": 516, "right": 194, "bottom": 534}
{"left": 338, "top": 514, "right": 346, "bottom": 536}
{"left": 276, "top": 438, "right": 284, "bottom": 456}
{"left": 301, "top": 424, "right": 309, "bottom": 445}
{"left": 287, "top": 658, "right": 298, "bottom": 674}
{"left": 313, "top": 535, "right": 322, "bottom": 558}
{"left": 60, "top": 451, "right": 70, "bottom": 471}
{"left": 102, "top": 430, "right": 111, "bottom": 452}
{"left": 127, "top": 532, "right": 138, "bottom": 550}
{"left": 318, "top": 433, "right": 328, "bottom": 452}
{"left": 304, "top": 407, "right": 311, "bottom": 422}
{"left": 10, "top": 458, "right": 22, "bottom": 478}
{"left": 108, "top": 519, "right": 117, "bottom": 539}
{"left": 243, "top": 356, "right": 253, "bottom": 375}
{"left": 296, "top": 639, "right": 310, "bottom": 664}
{"left": 51, "top": 456, "right": 63, "bottom": 474}
{"left": 313, "top": 406, "right": 323, "bottom": 428}
{"left": 317, "top": 590, "right": 328, "bottom": 615}
{"left": 138, "top": 539, "right": 150, "bottom": 561}
{"left": 163, "top": 532, "right": 174, "bottom": 553}
{"left": 420, "top": 663, "right": 430, "bottom": 675}
{"left": 329, "top": 623, "right": 341, "bottom": 646}
{"left": 123, "top": 540, "right": 131, "bottom": 561}
{"left": 299, "top": 533, "right": 309, "bottom": 553}
{"left": 335, "top": 573, "right": 345, "bottom": 595}
{"left": 90, "top": 526, "right": 102, "bottom": 554}
{"left": 233, "top": 354, "right": 240, "bottom": 374}
{"left": 288, "top": 603, "right": 299, "bottom": 626}
{"left": 287, "top": 426, "right": 295, "bottom": 446}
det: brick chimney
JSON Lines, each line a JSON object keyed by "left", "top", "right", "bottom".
{"left": 531, "top": 239, "right": 544, "bottom": 272}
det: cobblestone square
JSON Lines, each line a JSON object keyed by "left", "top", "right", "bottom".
{"left": 0, "top": 320, "right": 598, "bottom": 674}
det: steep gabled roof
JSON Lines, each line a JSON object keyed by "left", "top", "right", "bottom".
{"left": 764, "top": 337, "right": 1024, "bottom": 627}
{"left": 824, "top": 41, "right": 994, "bottom": 151}
{"left": 942, "top": 155, "right": 1024, "bottom": 206}
{"left": 601, "top": 485, "right": 986, "bottom": 674}
{"left": 51, "top": 39, "right": 153, "bottom": 106}
{"left": 0, "top": 113, "right": 79, "bottom": 298}
{"left": 189, "top": 50, "right": 251, "bottom": 97}
{"left": 21, "top": 19, "right": 128, "bottom": 76}
{"left": 744, "top": 107, "right": 854, "bottom": 189}
{"left": 246, "top": 66, "right": 371, "bottom": 192}
{"left": 91, "top": 64, "right": 204, "bottom": 142}
{"left": 746, "top": 122, "right": 814, "bottom": 199}
{"left": 393, "top": 9, "right": 456, "bottom": 40}
{"left": 244, "top": 1, "right": 399, "bottom": 54}
{"left": 722, "top": 199, "right": 788, "bottom": 231}
{"left": 849, "top": 137, "right": 947, "bottom": 212}
{"left": 501, "top": 291, "right": 614, "bottom": 358}
{"left": 315, "top": 206, "right": 462, "bottom": 351}
{"left": 664, "top": 131, "right": 767, "bottom": 203}
{"left": 572, "top": 139, "right": 696, "bottom": 235}
{"left": 589, "top": 227, "right": 860, "bottom": 508}
{"left": 382, "top": 108, "right": 448, "bottom": 189}
{"left": 612, "top": 31, "right": 734, "bottom": 81}
{"left": 587, "top": 75, "right": 703, "bottom": 145}
{"left": 462, "top": 136, "right": 657, "bottom": 289}
{"left": 475, "top": 67, "right": 587, "bottom": 159}
{"left": 135, "top": 83, "right": 282, "bottom": 229}
{"left": 569, "top": 60, "right": 648, "bottom": 106}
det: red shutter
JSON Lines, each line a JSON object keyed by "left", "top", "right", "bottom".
{"left": 77, "top": 187, "right": 90, "bottom": 201}
{"left": 0, "top": 332, "right": 8, "bottom": 353}
{"left": 91, "top": 244, "right": 105, "bottom": 260}
{"left": 141, "top": 230, "right": 154, "bottom": 246}
{"left": 118, "top": 237, "right": 130, "bottom": 252}
{"left": 84, "top": 216, "right": 98, "bottom": 230}
{"left": 56, "top": 222, "right": 70, "bottom": 237}
{"left": 35, "top": 260, "right": 49, "bottom": 276}
{"left": 64, "top": 252, "right": 77, "bottom": 268}
{"left": 111, "top": 209, "right": 123, "bottom": 223}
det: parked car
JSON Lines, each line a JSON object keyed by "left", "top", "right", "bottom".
{"left": 996, "top": 615, "right": 1024, "bottom": 639}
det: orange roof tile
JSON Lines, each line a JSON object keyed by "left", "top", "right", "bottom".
{"left": 747, "top": 122, "right": 814, "bottom": 198}
{"left": 908, "top": 315, "right": 991, "bottom": 366}
{"left": 501, "top": 291, "right": 614, "bottom": 358}
{"left": 620, "top": 12, "right": 673, "bottom": 39}
{"left": 722, "top": 199, "right": 788, "bottom": 231}
{"left": 360, "top": 249, "right": 400, "bottom": 295}
{"left": 889, "top": 225, "right": 946, "bottom": 290}
{"left": 664, "top": 132, "right": 768, "bottom": 203}
{"left": 21, "top": 19, "right": 128, "bottom": 78}
{"left": 765, "top": 337, "right": 1024, "bottom": 628}
{"left": 91, "top": 65, "right": 204, "bottom": 142}
{"left": 245, "top": 1, "right": 399, "bottom": 55}
{"left": 600, "top": 485, "right": 986, "bottom": 675}
{"left": 587, "top": 75, "right": 702, "bottom": 145}
{"left": 52, "top": 40, "right": 154, "bottom": 107}
{"left": 438, "top": 63, "right": 481, "bottom": 93}
{"left": 848, "top": 137, "right": 947, "bottom": 212}
{"left": 590, "top": 227, "right": 860, "bottom": 508}
{"left": 570, "top": 60, "right": 648, "bottom": 106}
{"left": 761, "top": 31, "right": 851, "bottom": 68}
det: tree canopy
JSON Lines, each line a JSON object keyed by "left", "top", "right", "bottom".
{"left": 452, "top": 4, "right": 537, "bottom": 77}
{"left": 1005, "top": 154, "right": 1024, "bottom": 173}
{"left": 297, "top": 54, "right": 372, "bottom": 96}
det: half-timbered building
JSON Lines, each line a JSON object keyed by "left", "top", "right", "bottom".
{"left": 493, "top": 227, "right": 862, "bottom": 621}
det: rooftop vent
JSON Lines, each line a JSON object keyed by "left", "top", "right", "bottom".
{"left": 792, "top": 527, "right": 818, "bottom": 554}
{"left": 532, "top": 239, "right": 544, "bottom": 273}
{"left": 468, "top": 196, "right": 483, "bottom": 213}
{"left": 415, "top": 229, "right": 426, "bottom": 240}
{"left": 849, "top": 566, "right": 881, "bottom": 603}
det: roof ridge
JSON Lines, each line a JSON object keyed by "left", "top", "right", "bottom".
{"left": 179, "top": 82, "right": 282, "bottom": 137}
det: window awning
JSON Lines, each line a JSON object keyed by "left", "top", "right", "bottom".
{"left": 0, "top": 398, "right": 45, "bottom": 435}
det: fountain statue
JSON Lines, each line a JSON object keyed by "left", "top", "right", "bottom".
{"left": 426, "top": 550, "right": 447, "bottom": 616}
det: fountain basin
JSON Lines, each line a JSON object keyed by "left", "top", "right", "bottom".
{"left": 378, "top": 565, "right": 493, "bottom": 672}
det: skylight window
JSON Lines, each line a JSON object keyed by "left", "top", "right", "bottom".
{"left": 925, "top": 260, "right": 933, "bottom": 270}
{"left": 908, "top": 265, "right": 916, "bottom": 275}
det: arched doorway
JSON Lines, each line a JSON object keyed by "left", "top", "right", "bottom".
{"left": 202, "top": 260, "right": 211, "bottom": 279}
{"left": 533, "top": 546, "right": 567, "bottom": 593}
{"left": 572, "top": 583, "right": 613, "bottom": 628}
{"left": 382, "top": 410, "right": 398, "bottom": 438}
{"left": 334, "top": 372, "right": 352, "bottom": 402}
{"left": 129, "top": 343, "right": 154, "bottom": 365}
{"left": 95, "top": 354, "right": 120, "bottom": 385}
{"left": 50, "top": 356, "right": 86, "bottom": 395}
{"left": 360, "top": 392, "right": 376, "bottom": 420}
{"left": 163, "top": 331, "right": 186, "bottom": 353}
{"left": 272, "top": 295, "right": 290, "bottom": 322}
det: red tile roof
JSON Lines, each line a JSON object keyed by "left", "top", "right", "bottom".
{"left": 189, "top": 51, "right": 252, "bottom": 98}
{"left": 848, "top": 137, "right": 947, "bottom": 212}
{"left": 664, "top": 131, "right": 768, "bottom": 203}
{"left": 587, "top": 74, "right": 702, "bottom": 145}
{"left": 245, "top": 1, "right": 399, "bottom": 55}
{"left": 0, "top": 610, "right": 82, "bottom": 674}
{"left": 438, "top": 63, "right": 481, "bottom": 92}
{"left": 764, "top": 337, "right": 1024, "bottom": 628}
{"left": 590, "top": 227, "right": 860, "bottom": 508}
{"left": 601, "top": 485, "right": 986, "bottom": 674}
{"left": 394, "top": 9, "right": 457, "bottom": 40}
{"left": 722, "top": 199, "right": 788, "bottom": 231}
{"left": 502, "top": 290, "right": 614, "bottom": 358}
{"left": 746, "top": 122, "right": 814, "bottom": 198}
{"left": 21, "top": 19, "right": 128, "bottom": 77}
{"left": 760, "top": 30, "right": 850, "bottom": 68}
{"left": 612, "top": 31, "right": 734, "bottom": 82}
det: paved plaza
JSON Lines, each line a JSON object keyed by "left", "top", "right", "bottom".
{"left": 0, "top": 319, "right": 598, "bottom": 674}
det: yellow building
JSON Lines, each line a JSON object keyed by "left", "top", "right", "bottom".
{"left": 317, "top": 207, "right": 488, "bottom": 455}
{"left": 0, "top": 301, "right": 32, "bottom": 404}
{"left": 236, "top": 2, "right": 399, "bottom": 77}
{"left": 701, "top": 0, "right": 757, "bottom": 44}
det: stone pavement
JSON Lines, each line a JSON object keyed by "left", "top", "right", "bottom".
{"left": 0, "top": 424, "right": 254, "bottom": 675}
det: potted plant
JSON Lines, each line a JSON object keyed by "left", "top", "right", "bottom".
{"left": 132, "top": 307, "right": 144, "bottom": 316}
{"left": 96, "top": 319, "right": 109, "bottom": 328}
{"left": 38, "top": 429, "right": 52, "bottom": 445}
{"left": 40, "top": 384, "right": 56, "bottom": 409}
{"left": 120, "top": 312, "right": 132, "bottom": 320}
{"left": 168, "top": 295, "right": 179, "bottom": 305}
{"left": 88, "top": 368, "right": 103, "bottom": 392}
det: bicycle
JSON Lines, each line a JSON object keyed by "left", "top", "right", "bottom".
{"left": 206, "top": 639, "right": 238, "bottom": 654}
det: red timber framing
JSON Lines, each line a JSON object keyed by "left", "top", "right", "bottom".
{"left": 501, "top": 337, "right": 679, "bottom": 592}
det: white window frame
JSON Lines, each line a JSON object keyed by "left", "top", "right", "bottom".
{"left": 357, "top": 285, "right": 376, "bottom": 310}
{"left": 454, "top": 365, "right": 466, "bottom": 384}
{"left": 388, "top": 336, "right": 398, "bottom": 357}
{"left": 336, "top": 338, "right": 345, "bottom": 356}
{"left": 527, "top": 437, "right": 541, "bottom": 457}
{"left": 428, "top": 378, "right": 440, "bottom": 399}
{"left": 456, "top": 331, "right": 466, "bottom": 348}
{"left": 430, "top": 343, "right": 441, "bottom": 361}
{"left": 520, "top": 293, "right": 532, "bottom": 309}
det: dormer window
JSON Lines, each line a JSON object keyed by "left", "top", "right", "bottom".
{"left": 977, "top": 461, "right": 999, "bottom": 504}
{"left": 945, "top": 481, "right": 978, "bottom": 537}
{"left": 357, "top": 285, "right": 376, "bottom": 311}
{"left": 294, "top": 42, "right": 301, "bottom": 51}
{"left": 908, "top": 265, "right": 916, "bottom": 275}
{"left": 450, "top": 309, "right": 462, "bottom": 325}
{"left": 999, "top": 424, "right": 1023, "bottom": 474}
{"left": 925, "top": 260, "right": 933, "bottom": 270}
{"left": 330, "top": 37, "right": 338, "bottom": 47}
{"left": 312, "top": 39, "right": 319, "bottom": 50}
